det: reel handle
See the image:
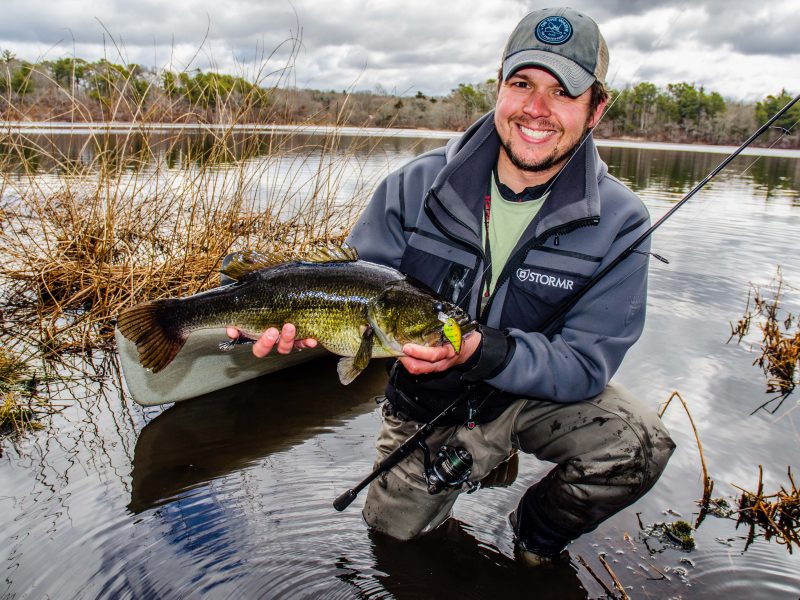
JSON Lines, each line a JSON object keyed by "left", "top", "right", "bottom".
{"left": 333, "top": 489, "right": 358, "bottom": 512}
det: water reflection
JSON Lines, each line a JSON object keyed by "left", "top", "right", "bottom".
{"left": 5, "top": 129, "right": 796, "bottom": 204}
{"left": 0, "top": 129, "right": 447, "bottom": 174}
{"left": 129, "top": 356, "right": 387, "bottom": 512}
{"left": 1, "top": 138, "right": 799, "bottom": 599}
{"left": 600, "top": 145, "right": 800, "bottom": 199}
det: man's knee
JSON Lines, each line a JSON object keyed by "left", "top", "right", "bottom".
{"left": 513, "top": 383, "right": 676, "bottom": 543}
{"left": 513, "top": 409, "right": 675, "bottom": 553}
{"left": 585, "top": 383, "right": 676, "bottom": 495}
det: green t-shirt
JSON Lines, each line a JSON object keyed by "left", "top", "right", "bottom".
{"left": 484, "top": 175, "right": 548, "bottom": 295}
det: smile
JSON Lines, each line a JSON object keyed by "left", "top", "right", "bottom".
{"left": 518, "top": 124, "right": 556, "bottom": 141}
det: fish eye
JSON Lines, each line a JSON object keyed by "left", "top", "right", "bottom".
{"left": 433, "top": 301, "right": 443, "bottom": 313}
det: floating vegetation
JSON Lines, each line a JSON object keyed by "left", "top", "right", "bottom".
{"left": 729, "top": 267, "right": 799, "bottom": 412}
{"left": 0, "top": 347, "right": 29, "bottom": 389}
{"left": 663, "top": 520, "right": 696, "bottom": 550}
{"left": 735, "top": 466, "right": 800, "bottom": 553}
{"left": 637, "top": 517, "right": 697, "bottom": 553}
{"left": 703, "top": 497, "right": 734, "bottom": 519}
{"left": 0, "top": 392, "right": 45, "bottom": 435}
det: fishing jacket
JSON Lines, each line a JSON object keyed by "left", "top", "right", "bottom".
{"left": 347, "top": 111, "right": 651, "bottom": 424}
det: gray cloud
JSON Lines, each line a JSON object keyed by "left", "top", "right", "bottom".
{"left": 0, "top": 0, "right": 796, "bottom": 100}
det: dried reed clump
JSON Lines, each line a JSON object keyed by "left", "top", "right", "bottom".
{"left": 0, "top": 126, "right": 373, "bottom": 357}
{"left": 0, "top": 107, "right": 385, "bottom": 363}
{"left": 0, "top": 347, "right": 29, "bottom": 389}
{"left": 729, "top": 267, "right": 800, "bottom": 405}
{"left": 735, "top": 466, "right": 800, "bottom": 553}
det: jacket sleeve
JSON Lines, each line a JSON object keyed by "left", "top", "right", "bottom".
{"left": 476, "top": 208, "right": 651, "bottom": 402}
{"left": 345, "top": 175, "right": 406, "bottom": 269}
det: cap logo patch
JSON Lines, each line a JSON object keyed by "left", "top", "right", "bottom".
{"left": 535, "top": 16, "right": 573, "bottom": 45}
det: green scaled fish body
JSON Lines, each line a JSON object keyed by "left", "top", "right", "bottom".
{"left": 117, "top": 245, "right": 476, "bottom": 385}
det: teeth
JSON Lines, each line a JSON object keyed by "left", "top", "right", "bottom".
{"left": 519, "top": 125, "right": 553, "bottom": 140}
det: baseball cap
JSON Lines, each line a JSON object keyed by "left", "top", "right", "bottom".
{"left": 501, "top": 7, "right": 609, "bottom": 97}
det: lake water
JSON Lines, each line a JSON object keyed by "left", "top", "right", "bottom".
{"left": 1, "top": 128, "right": 799, "bottom": 598}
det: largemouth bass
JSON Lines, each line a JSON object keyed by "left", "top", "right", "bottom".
{"left": 117, "top": 245, "right": 476, "bottom": 385}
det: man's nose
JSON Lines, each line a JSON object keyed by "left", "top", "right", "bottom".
{"left": 522, "top": 91, "right": 551, "bottom": 117}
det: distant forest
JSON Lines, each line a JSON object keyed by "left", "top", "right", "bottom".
{"left": 1, "top": 50, "right": 798, "bottom": 148}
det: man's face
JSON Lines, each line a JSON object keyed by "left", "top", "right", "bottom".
{"left": 494, "top": 67, "right": 606, "bottom": 182}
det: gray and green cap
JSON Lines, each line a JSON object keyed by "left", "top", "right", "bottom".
{"left": 502, "top": 7, "right": 609, "bottom": 97}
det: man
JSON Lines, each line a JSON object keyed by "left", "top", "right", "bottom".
{"left": 233, "top": 7, "right": 674, "bottom": 566}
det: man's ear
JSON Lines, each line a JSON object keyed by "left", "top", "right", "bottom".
{"left": 588, "top": 98, "right": 608, "bottom": 129}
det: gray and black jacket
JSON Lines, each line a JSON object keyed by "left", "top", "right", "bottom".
{"left": 347, "top": 112, "right": 651, "bottom": 424}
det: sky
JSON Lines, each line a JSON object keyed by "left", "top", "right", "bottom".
{"left": 0, "top": 0, "right": 798, "bottom": 102}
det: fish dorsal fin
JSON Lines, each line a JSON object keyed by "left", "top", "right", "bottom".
{"left": 298, "top": 243, "right": 359, "bottom": 264}
{"left": 219, "top": 244, "right": 359, "bottom": 281}
{"left": 219, "top": 250, "right": 286, "bottom": 281}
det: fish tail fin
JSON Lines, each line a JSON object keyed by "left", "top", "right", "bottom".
{"left": 117, "top": 301, "right": 186, "bottom": 373}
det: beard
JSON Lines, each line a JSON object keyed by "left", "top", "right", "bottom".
{"left": 498, "top": 118, "right": 593, "bottom": 173}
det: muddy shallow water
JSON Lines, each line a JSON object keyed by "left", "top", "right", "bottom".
{"left": 2, "top": 136, "right": 800, "bottom": 598}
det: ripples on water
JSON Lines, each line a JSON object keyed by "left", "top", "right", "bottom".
{"left": 1, "top": 137, "right": 800, "bottom": 598}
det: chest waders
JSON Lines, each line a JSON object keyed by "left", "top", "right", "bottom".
{"left": 333, "top": 92, "right": 800, "bottom": 512}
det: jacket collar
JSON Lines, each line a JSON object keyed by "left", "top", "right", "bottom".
{"left": 427, "top": 110, "right": 606, "bottom": 245}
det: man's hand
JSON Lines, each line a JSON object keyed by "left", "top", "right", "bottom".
{"left": 225, "top": 323, "right": 318, "bottom": 358}
{"left": 399, "top": 331, "right": 482, "bottom": 375}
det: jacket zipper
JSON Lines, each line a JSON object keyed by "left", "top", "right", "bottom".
{"left": 480, "top": 216, "right": 600, "bottom": 322}
{"left": 424, "top": 190, "right": 488, "bottom": 307}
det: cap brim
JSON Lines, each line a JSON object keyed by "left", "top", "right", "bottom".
{"left": 502, "top": 50, "right": 595, "bottom": 97}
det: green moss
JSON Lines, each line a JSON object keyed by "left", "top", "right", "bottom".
{"left": 666, "top": 520, "right": 696, "bottom": 550}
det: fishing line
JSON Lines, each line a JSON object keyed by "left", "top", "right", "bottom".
{"left": 736, "top": 116, "right": 800, "bottom": 179}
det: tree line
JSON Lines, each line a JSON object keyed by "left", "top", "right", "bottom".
{"left": 1, "top": 50, "right": 797, "bottom": 148}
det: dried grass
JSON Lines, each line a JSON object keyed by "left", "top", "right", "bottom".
{"left": 0, "top": 81, "right": 383, "bottom": 360}
{"left": 735, "top": 466, "right": 800, "bottom": 553}
{"left": 659, "top": 390, "right": 714, "bottom": 510}
{"left": 729, "top": 267, "right": 800, "bottom": 411}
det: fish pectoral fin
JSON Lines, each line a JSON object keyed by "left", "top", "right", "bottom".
{"left": 218, "top": 334, "right": 257, "bottom": 352}
{"left": 336, "top": 325, "right": 374, "bottom": 385}
{"left": 337, "top": 357, "right": 361, "bottom": 386}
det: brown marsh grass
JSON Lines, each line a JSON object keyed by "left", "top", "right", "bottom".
{"left": 736, "top": 466, "right": 800, "bottom": 553}
{"left": 729, "top": 267, "right": 800, "bottom": 412}
{"left": 0, "top": 57, "right": 389, "bottom": 377}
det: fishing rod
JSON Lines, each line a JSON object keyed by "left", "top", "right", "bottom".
{"left": 333, "top": 91, "right": 800, "bottom": 512}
